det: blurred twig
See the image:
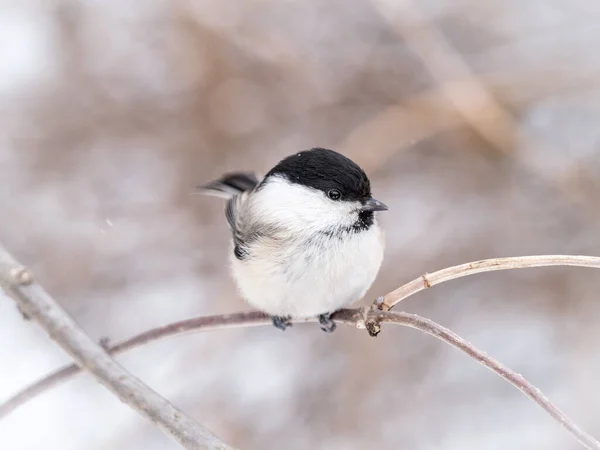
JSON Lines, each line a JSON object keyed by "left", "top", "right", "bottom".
{"left": 0, "top": 244, "right": 233, "bottom": 450}
{"left": 371, "top": 0, "right": 517, "bottom": 155}
{"left": 341, "top": 89, "right": 461, "bottom": 173}
{"left": 369, "top": 0, "right": 600, "bottom": 220}
{"left": 2, "top": 256, "right": 600, "bottom": 449}
{"left": 380, "top": 255, "right": 600, "bottom": 310}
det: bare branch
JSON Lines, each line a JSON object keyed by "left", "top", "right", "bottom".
{"left": 0, "top": 244, "right": 233, "bottom": 450}
{"left": 372, "top": 0, "right": 517, "bottom": 155}
{"left": 3, "top": 254, "right": 600, "bottom": 449}
{"left": 0, "top": 311, "right": 276, "bottom": 418}
{"left": 0, "top": 311, "right": 321, "bottom": 419}
{"left": 2, "top": 306, "right": 599, "bottom": 449}
{"left": 379, "top": 255, "right": 600, "bottom": 310}
{"left": 379, "top": 311, "right": 600, "bottom": 450}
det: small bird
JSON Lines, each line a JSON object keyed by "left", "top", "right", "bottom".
{"left": 199, "top": 148, "right": 388, "bottom": 332}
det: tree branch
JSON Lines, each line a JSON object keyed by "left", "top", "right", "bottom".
{"left": 378, "top": 255, "right": 600, "bottom": 310}
{"left": 2, "top": 307, "right": 599, "bottom": 449}
{"left": 382, "top": 311, "right": 600, "bottom": 450}
{"left": 2, "top": 255, "right": 600, "bottom": 449}
{"left": 0, "top": 244, "right": 233, "bottom": 450}
{"left": 0, "top": 311, "right": 300, "bottom": 419}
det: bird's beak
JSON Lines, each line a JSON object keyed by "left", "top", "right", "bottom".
{"left": 361, "top": 197, "right": 389, "bottom": 212}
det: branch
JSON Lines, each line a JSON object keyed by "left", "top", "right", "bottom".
{"left": 3, "top": 255, "right": 600, "bottom": 449}
{"left": 373, "top": 0, "right": 517, "bottom": 156}
{"left": 2, "top": 308, "right": 599, "bottom": 449}
{"left": 0, "top": 311, "right": 306, "bottom": 419}
{"left": 378, "top": 255, "right": 600, "bottom": 310}
{"left": 0, "top": 244, "right": 233, "bottom": 450}
{"left": 383, "top": 311, "right": 600, "bottom": 450}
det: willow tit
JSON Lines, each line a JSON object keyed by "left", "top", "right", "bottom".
{"left": 199, "top": 148, "right": 388, "bottom": 332}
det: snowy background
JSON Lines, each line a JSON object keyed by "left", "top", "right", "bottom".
{"left": 1, "top": 1, "right": 600, "bottom": 449}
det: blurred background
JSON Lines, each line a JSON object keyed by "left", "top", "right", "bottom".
{"left": 1, "top": 0, "right": 600, "bottom": 449}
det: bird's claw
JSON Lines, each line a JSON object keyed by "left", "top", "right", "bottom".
{"left": 318, "top": 313, "right": 336, "bottom": 333}
{"left": 271, "top": 315, "right": 293, "bottom": 331}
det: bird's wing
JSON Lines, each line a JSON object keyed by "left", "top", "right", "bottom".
{"left": 225, "top": 192, "right": 255, "bottom": 260}
{"left": 198, "top": 172, "right": 259, "bottom": 199}
{"left": 198, "top": 171, "right": 261, "bottom": 260}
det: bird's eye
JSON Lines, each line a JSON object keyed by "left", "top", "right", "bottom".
{"left": 327, "top": 189, "right": 342, "bottom": 200}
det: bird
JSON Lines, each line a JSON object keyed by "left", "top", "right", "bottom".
{"left": 198, "top": 147, "right": 388, "bottom": 332}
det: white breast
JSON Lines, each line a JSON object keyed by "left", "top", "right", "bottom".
{"left": 230, "top": 223, "right": 385, "bottom": 318}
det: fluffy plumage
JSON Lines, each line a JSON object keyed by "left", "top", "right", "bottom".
{"left": 199, "top": 148, "right": 387, "bottom": 328}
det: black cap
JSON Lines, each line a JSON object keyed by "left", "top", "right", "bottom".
{"left": 264, "top": 148, "right": 371, "bottom": 202}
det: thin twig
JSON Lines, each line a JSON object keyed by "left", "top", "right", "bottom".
{"left": 3, "top": 256, "right": 600, "bottom": 449}
{"left": 2, "top": 306, "right": 598, "bottom": 449}
{"left": 0, "top": 244, "right": 233, "bottom": 450}
{"left": 379, "top": 255, "right": 600, "bottom": 310}
{"left": 371, "top": 0, "right": 517, "bottom": 155}
{"left": 0, "top": 311, "right": 278, "bottom": 419}
{"left": 371, "top": 0, "right": 600, "bottom": 220}
{"left": 381, "top": 312, "right": 600, "bottom": 450}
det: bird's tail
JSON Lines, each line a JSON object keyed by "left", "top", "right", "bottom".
{"left": 197, "top": 172, "right": 259, "bottom": 199}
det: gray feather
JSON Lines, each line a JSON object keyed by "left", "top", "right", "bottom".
{"left": 199, "top": 172, "right": 260, "bottom": 260}
{"left": 198, "top": 172, "right": 259, "bottom": 199}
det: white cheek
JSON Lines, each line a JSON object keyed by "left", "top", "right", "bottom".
{"left": 250, "top": 177, "right": 358, "bottom": 231}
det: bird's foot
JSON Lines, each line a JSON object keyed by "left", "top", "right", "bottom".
{"left": 271, "top": 315, "right": 293, "bottom": 331}
{"left": 318, "top": 313, "right": 337, "bottom": 333}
